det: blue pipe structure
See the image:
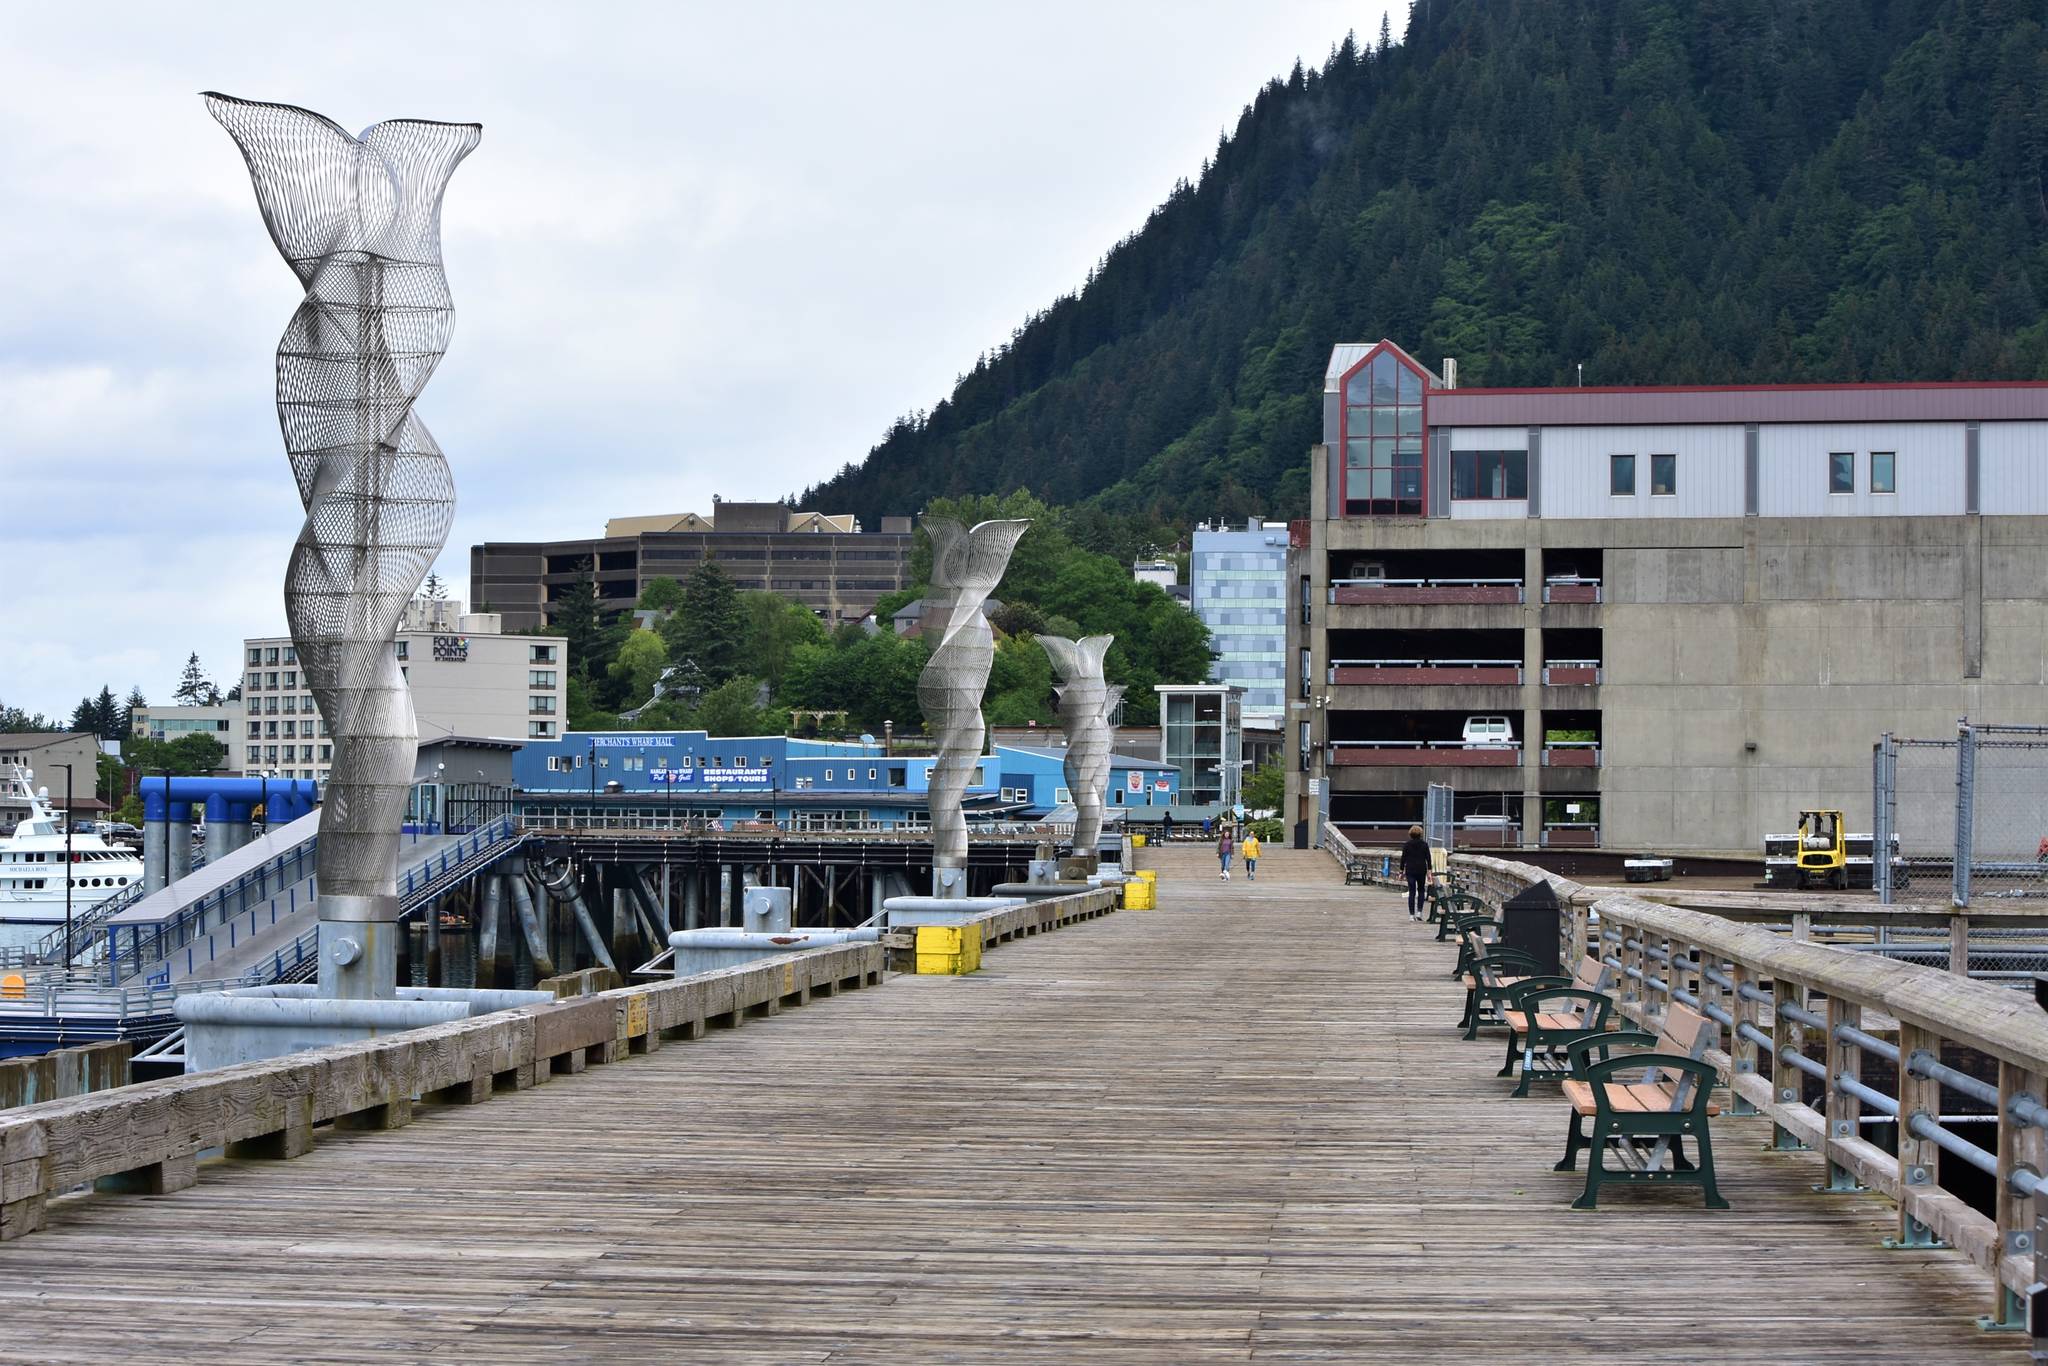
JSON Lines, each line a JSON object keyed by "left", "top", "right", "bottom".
{"left": 138, "top": 777, "right": 320, "bottom": 893}
{"left": 139, "top": 776, "right": 319, "bottom": 825}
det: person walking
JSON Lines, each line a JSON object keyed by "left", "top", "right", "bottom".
{"left": 1399, "top": 824, "right": 1432, "bottom": 921}
{"left": 1162, "top": 810, "right": 1175, "bottom": 842}
{"left": 1242, "top": 830, "right": 1261, "bottom": 881}
{"left": 1217, "top": 827, "right": 1235, "bottom": 880}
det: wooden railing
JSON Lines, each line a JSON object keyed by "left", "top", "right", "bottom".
{"left": 0, "top": 884, "right": 1118, "bottom": 1244}
{"left": 1456, "top": 853, "right": 2048, "bottom": 1326}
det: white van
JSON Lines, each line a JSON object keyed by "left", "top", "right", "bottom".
{"left": 1461, "top": 715, "right": 1515, "bottom": 749}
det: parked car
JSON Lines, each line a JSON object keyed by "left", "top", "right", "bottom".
{"left": 1461, "top": 715, "right": 1516, "bottom": 749}
{"left": 68, "top": 820, "right": 99, "bottom": 835}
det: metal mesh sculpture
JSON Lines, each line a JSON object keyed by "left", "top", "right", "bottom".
{"left": 1039, "top": 636, "right": 1122, "bottom": 852}
{"left": 205, "top": 93, "right": 480, "bottom": 996}
{"left": 917, "top": 518, "right": 1029, "bottom": 869}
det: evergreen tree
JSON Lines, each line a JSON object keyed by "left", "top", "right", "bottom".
{"left": 661, "top": 558, "right": 749, "bottom": 688}
{"left": 550, "top": 561, "right": 605, "bottom": 682}
{"left": 422, "top": 571, "right": 449, "bottom": 601}
{"left": 172, "top": 653, "right": 217, "bottom": 706}
{"left": 91, "top": 686, "right": 120, "bottom": 741}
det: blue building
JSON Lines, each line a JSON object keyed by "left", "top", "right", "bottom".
{"left": 994, "top": 745, "right": 1180, "bottom": 817}
{"left": 513, "top": 731, "right": 1014, "bottom": 831}
{"left": 1190, "top": 519, "right": 1290, "bottom": 722}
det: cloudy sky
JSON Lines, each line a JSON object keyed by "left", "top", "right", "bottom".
{"left": 2, "top": 1, "right": 1390, "bottom": 722}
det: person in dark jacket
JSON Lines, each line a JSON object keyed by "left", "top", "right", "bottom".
{"left": 1399, "top": 825, "right": 1433, "bottom": 921}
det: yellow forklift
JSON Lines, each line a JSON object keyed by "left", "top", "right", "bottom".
{"left": 1792, "top": 809, "right": 1847, "bottom": 890}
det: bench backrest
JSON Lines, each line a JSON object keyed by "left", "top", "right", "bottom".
{"left": 1551, "top": 955, "right": 1614, "bottom": 1026}
{"left": 1643, "top": 1004, "right": 1718, "bottom": 1110}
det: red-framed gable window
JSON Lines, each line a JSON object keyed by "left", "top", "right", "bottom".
{"left": 1338, "top": 345, "right": 1428, "bottom": 517}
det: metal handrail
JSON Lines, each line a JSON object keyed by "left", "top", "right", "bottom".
{"left": 1328, "top": 739, "right": 1522, "bottom": 750}
{"left": 1329, "top": 576, "right": 1522, "bottom": 587}
{"left": 1330, "top": 658, "right": 1520, "bottom": 669}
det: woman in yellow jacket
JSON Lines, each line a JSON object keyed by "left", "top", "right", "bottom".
{"left": 1242, "top": 832, "right": 1261, "bottom": 881}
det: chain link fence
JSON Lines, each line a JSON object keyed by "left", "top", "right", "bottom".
{"left": 1424, "top": 783, "right": 1454, "bottom": 853}
{"left": 1877, "top": 722, "right": 2048, "bottom": 908}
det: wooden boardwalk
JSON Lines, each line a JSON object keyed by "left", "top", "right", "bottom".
{"left": 0, "top": 847, "right": 2020, "bottom": 1361}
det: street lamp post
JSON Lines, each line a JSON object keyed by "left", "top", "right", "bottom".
{"left": 58, "top": 763, "right": 74, "bottom": 967}
{"left": 588, "top": 741, "right": 598, "bottom": 829}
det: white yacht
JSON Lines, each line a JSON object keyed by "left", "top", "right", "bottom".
{"left": 0, "top": 764, "right": 146, "bottom": 952}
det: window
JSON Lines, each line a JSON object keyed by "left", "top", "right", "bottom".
{"left": 1340, "top": 350, "right": 1426, "bottom": 516}
{"left": 1055, "top": 787, "right": 1072, "bottom": 804}
{"left": 282, "top": 671, "right": 296, "bottom": 688}
{"left": 264, "top": 647, "right": 279, "bottom": 666}
{"left": 1299, "top": 647, "right": 1311, "bottom": 700}
{"left": 283, "top": 646, "right": 296, "bottom": 664}
{"left": 529, "top": 721, "right": 556, "bottom": 738}
{"left": 395, "top": 641, "right": 409, "bottom": 660}
{"left": 824, "top": 769, "right": 834, "bottom": 781}
{"left": 266, "top": 672, "right": 279, "bottom": 689}
{"left": 1829, "top": 452, "right": 1854, "bottom": 495}
{"left": 1650, "top": 454, "right": 1677, "bottom": 496}
{"left": 246, "top": 745, "right": 260, "bottom": 763}
{"left": 265, "top": 721, "right": 278, "bottom": 738}
{"left": 530, "top": 644, "right": 557, "bottom": 664}
{"left": 1610, "top": 454, "right": 1635, "bottom": 496}
{"left": 529, "top": 696, "right": 556, "bottom": 714}
{"left": 282, "top": 697, "right": 296, "bottom": 714}
{"left": 246, "top": 721, "right": 260, "bottom": 738}
{"left": 247, "top": 648, "right": 262, "bottom": 666}
{"left": 868, "top": 767, "right": 877, "bottom": 781}
{"left": 264, "top": 745, "right": 278, "bottom": 763}
{"left": 1450, "top": 449, "right": 1528, "bottom": 500}
{"left": 529, "top": 670, "right": 557, "bottom": 688}
{"left": 300, "top": 746, "right": 313, "bottom": 762}
{"left": 1871, "top": 451, "right": 1896, "bottom": 494}
{"left": 320, "top": 745, "right": 332, "bottom": 761}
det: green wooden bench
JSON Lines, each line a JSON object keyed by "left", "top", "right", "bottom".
{"left": 1496, "top": 955, "right": 1617, "bottom": 1097}
{"left": 1554, "top": 1003, "right": 1727, "bottom": 1210}
{"left": 1430, "top": 888, "right": 1490, "bottom": 939}
{"left": 1458, "top": 938, "right": 1559, "bottom": 1040}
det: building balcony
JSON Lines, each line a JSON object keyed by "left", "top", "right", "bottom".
{"left": 1540, "top": 823, "right": 1601, "bottom": 847}
{"left": 1540, "top": 661, "right": 1602, "bottom": 686}
{"left": 1329, "top": 659, "right": 1522, "bottom": 686}
{"left": 1328, "top": 742, "right": 1522, "bottom": 767}
{"left": 1541, "top": 577, "right": 1603, "bottom": 604}
{"left": 1329, "top": 578, "right": 1524, "bottom": 606}
{"left": 1542, "top": 743, "right": 1601, "bottom": 768}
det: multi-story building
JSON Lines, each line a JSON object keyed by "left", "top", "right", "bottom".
{"left": 1191, "top": 521, "right": 1289, "bottom": 720}
{"left": 1286, "top": 339, "right": 2048, "bottom": 855}
{"left": 470, "top": 500, "right": 914, "bottom": 631}
{"left": 240, "top": 598, "right": 569, "bottom": 782}
{"left": 129, "top": 702, "right": 242, "bottom": 750}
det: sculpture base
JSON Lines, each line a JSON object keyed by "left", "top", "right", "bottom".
{"left": 175, "top": 984, "right": 553, "bottom": 1072}
{"left": 317, "top": 917, "right": 400, "bottom": 1000}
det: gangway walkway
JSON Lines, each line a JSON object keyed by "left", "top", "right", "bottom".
{"left": 0, "top": 848, "right": 2015, "bottom": 1359}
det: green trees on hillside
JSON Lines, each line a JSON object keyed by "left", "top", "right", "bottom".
{"left": 803, "top": 0, "right": 2048, "bottom": 527}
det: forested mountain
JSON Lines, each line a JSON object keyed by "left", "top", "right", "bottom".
{"left": 806, "top": 0, "right": 2048, "bottom": 535}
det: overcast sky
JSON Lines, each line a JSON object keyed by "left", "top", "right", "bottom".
{"left": 1, "top": 1, "right": 1391, "bottom": 722}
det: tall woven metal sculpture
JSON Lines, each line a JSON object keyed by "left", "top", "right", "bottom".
{"left": 1040, "top": 636, "right": 1122, "bottom": 853}
{"left": 206, "top": 93, "right": 480, "bottom": 997}
{"left": 917, "top": 518, "right": 1029, "bottom": 875}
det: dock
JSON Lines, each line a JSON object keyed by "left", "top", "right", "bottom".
{"left": 0, "top": 846, "right": 2018, "bottom": 1360}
